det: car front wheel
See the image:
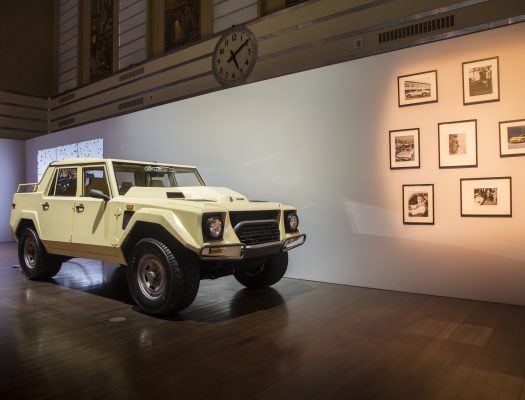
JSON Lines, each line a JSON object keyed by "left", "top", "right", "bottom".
{"left": 18, "top": 228, "right": 62, "bottom": 280}
{"left": 127, "top": 238, "right": 200, "bottom": 314}
{"left": 234, "top": 252, "right": 288, "bottom": 289}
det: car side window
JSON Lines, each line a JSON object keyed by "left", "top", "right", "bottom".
{"left": 83, "top": 167, "right": 110, "bottom": 197}
{"left": 53, "top": 168, "right": 78, "bottom": 197}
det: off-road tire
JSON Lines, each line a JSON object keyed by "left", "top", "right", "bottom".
{"left": 127, "top": 238, "right": 200, "bottom": 315}
{"left": 18, "top": 228, "right": 62, "bottom": 280}
{"left": 234, "top": 252, "right": 288, "bottom": 289}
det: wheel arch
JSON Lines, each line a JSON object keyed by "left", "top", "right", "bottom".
{"left": 14, "top": 214, "right": 41, "bottom": 241}
{"left": 121, "top": 221, "right": 196, "bottom": 264}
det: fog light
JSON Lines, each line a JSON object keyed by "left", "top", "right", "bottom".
{"left": 201, "top": 245, "right": 242, "bottom": 258}
{"left": 283, "top": 234, "right": 306, "bottom": 251}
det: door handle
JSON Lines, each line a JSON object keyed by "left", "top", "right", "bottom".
{"left": 76, "top": 203, "right": 85, "bottom": 213}
{"left": 42, "top": 202, "right": 49, "bottom": 211}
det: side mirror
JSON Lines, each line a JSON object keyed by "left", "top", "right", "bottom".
{"left": 89, "top": 189, "right": 110, "bottom": 201}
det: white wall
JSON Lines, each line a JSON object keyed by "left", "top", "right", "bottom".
{"left": 0, "top": 139, "right": 25, "bottom": 242}
{"left": 25, "top": 23, "right": 525, "bottom": 305}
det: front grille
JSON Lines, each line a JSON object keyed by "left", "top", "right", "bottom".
{"left": 235, "top": 221, "right": 280, "bottom": 246}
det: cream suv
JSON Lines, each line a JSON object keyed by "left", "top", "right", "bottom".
{"left": 10, "top": 158, "right": 306, "bottom": 314}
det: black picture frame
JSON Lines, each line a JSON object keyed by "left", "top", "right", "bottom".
{"left": 499, "top": 119, "right": 525, "bottom": 158}
{"left": 397, "top": 70, "right": 438, "bottom": 107}
{"left": 460, "top": 177, "right": 512, "bottom": 217}
{"left": 438, "top": 119, "right": 478, "bottom": 169}
{"left": 402, "top": 184, "right": 435, "bottom": 225}
{"left": 389, "top": 128, "right": 421, "bottom": 170}
{"left": 462, "top": 56, "right": 500, "bottom": 105}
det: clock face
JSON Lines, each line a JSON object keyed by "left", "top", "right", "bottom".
{"left": 212, "top": 28, "right": 257, "bottom": 86}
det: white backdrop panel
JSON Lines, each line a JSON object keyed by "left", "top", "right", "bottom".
{"left": 25, "top": 23, "right": 525, "bottom": 305}
{"left": 0, "top": 139, "right": 25, "bottom": 242}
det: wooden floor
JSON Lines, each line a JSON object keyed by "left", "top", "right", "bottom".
{"left": 1, "top": 241, "right": 525, "bottom": 400}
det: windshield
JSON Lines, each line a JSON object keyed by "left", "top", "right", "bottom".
{"left": 113, "top": 162, "right": 205, "bottom": 195}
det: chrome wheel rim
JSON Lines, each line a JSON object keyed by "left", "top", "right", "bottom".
{"left": 137, "top": 254, "right": 167, "bottom": 300}
{"left": 23, "top": 238, "right": 37, "bottom": 270}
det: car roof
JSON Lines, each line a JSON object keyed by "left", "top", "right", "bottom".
{"left": 50, "top": 158, "right": 197, "bottom": 169}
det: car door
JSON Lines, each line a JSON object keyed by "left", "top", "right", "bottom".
{"left": 39, "top": 166, "right": 78, "bottom": 252}
{"left": 71, "top": 165, "right": 119, "bottom": 260}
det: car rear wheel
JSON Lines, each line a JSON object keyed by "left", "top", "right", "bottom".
{"left": 18, "top": 228, "right": 62, "bottom": 280}
{"left": 127, "top": 238, "right": 200, "bottom": 315}
{"left": 234, "top": 252, "right": 288, "bottom": 289}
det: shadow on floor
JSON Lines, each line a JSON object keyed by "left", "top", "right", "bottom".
{"left": 47, "top": 258, "right": 306, "bottom": 323}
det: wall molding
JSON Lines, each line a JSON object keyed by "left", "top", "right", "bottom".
{"left": 1, "top": 0, "right": 524, "bottom": 139}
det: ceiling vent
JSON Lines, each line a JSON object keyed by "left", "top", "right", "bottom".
{"left": 119, "top": 67, "right": 145, "bottom": 82}
{"left": 379, "top": 14, "right": 455, "bottom": 44}
{"left": 58, "top": 117, "right": 75, "bottom": 127}
{"left": 118, "top": 97, "right": 144, "bottom": 110}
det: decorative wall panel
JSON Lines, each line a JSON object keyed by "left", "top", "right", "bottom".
{"left": 58, "top": 0, "right": 79, "bottom": 93}
{"left": 213, "top": 0, "right": 258, "bottom": 34}
{"left": 119, "top": 0, "right": 147, "bottom": 70}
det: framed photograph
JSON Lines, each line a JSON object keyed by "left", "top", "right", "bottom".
{"left": 438, "top": 120, "right": 477, "bottom": 168}
{"left": 398, "top": 70, "right": 438, "bottom": 107}
{"left": 499, "top": 119, "right": 525, "bottom": 157}
{"left": 460, "top": 177, "right": 512, "bottom": 217}
{"left": 389, "top": 128, "right": 420, "bottom": 169}
{"left": 402, "top": 184, "right": 434, "bottom": 225}
{"left": 462, "top": 57, "right": 500, "bottom": 105}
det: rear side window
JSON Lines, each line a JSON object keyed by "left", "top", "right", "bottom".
{"left": 52, "top": 168, "right": 77, "bottom": 196}
{"left": 83, "top": 167, "right": 110, "bottom": 197}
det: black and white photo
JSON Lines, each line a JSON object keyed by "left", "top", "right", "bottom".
{"left": 500, "top": 119, "right": 525, "bottom": 157}
{"left": 461, "top": 177, "right": 512, "bottom": 217}
{"left": 474, "top": 188, "right": 497, "bottom": 205}
{"left": 463, "top": 57, "right": 500, "bottom": 105}
{"left": 389, "top": 128, "right": 420, "bottom": 169}
{"left": 438, "top": 120, "right": 477, "bottom": 168}
{"left": 403, "top": 184, "right": 434, "bottom": 225}
{"left": 398, "top": 70, "right": 438, "bottom": 107}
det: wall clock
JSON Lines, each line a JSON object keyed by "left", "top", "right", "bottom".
{"left": 212, "top": 27, "right": 257, "bottom": 86}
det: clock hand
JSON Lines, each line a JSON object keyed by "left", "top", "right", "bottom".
{"left": 227, "top": 39, "right": 249, "bottom": 63}
{"left": 229, "top": 50, "right": 240, "bottom": 71}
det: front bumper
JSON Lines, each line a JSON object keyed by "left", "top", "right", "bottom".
{"left": 199, "top": 234, "right": 306, "bottom": 261}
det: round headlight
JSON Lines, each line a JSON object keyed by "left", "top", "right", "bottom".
{"left": 287, "top": 213, "right": 299, "bottom": 231}
{"left": 206, "top": 217, "right": 223, "bottom": 239}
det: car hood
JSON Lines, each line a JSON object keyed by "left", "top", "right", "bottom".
{"left": 121, "top": 186, "right": 282, "bottom": 210}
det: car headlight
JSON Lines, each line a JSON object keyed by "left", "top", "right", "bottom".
{"left": 285, "top": 212, "right": 299, "bottom": 232}
{"left": 204, "top": 216, "right": 223, "bottom": 240}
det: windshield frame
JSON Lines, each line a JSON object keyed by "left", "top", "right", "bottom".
{"left": 111, "top": 161, "right": 206, "bottom": 191}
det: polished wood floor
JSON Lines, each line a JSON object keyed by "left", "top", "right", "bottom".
{"left": 1, "top": 241, "right": 525, "bottom": 400}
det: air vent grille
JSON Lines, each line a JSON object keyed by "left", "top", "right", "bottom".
{"left": 379, "top": 15, "right": 455, "bottom": 44}
{"left": 118, "top": 97, "right": 144, "bottom": 110}
{"left": 58, "top": 117, "right": 75, "bottom": 127}
{"left": 59, "top": 93, "right": 76, "bottom": 103}
{"left": 167, "top": 192, "right": 185, "bottom": 199}
{"left": 229, "top": 211, "right": 280, "bottom": 228}
{"left": 119, "top": 67, "right": 145, "bottom": 82}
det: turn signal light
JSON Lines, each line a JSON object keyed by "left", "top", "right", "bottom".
{"left": 126, "top": 204, "right": 134, "bottom": 211}
{"left": 12, "top": 203, "right": 16, "bottom": 209}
